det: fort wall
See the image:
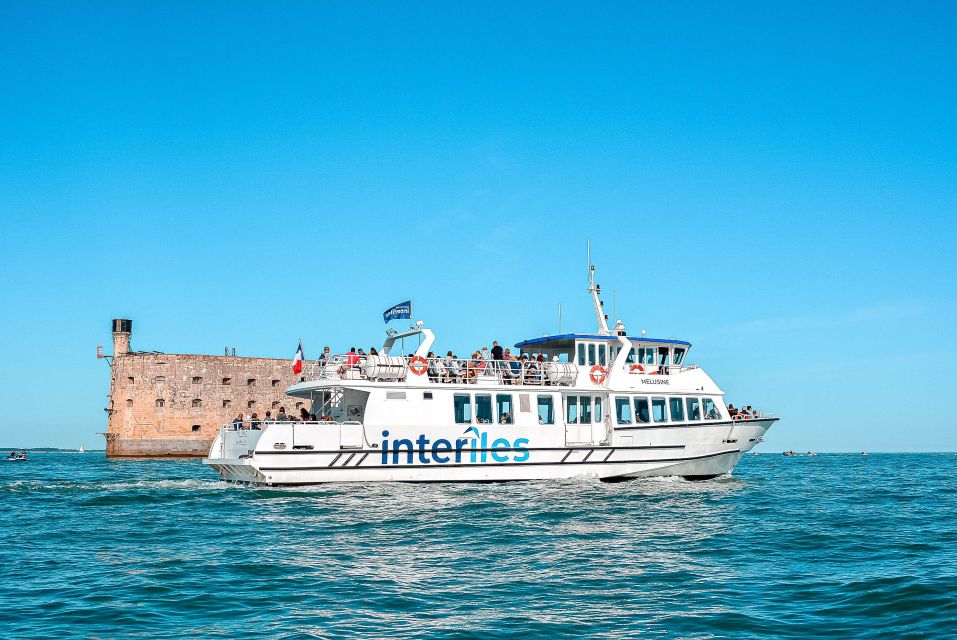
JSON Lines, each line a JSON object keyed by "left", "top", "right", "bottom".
{"left": 104, "top": 319, "right": 310, "bottom": 457}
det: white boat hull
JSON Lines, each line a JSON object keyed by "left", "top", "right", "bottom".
{"left": 204, "top": 419, "right": 775, "bottom": 485}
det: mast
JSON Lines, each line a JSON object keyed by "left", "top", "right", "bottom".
{"left": 587, "top": 240, "right": 611, "bottom": 335}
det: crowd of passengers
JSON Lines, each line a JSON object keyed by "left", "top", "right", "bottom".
{"left": 230, "top": 406, "right": 327, "bottom": 430}
{"left": 727, "top": 404, "right": 762, "bottom": 420}
{"left": 320, "top": 341, "right": 560, "bottom": 384}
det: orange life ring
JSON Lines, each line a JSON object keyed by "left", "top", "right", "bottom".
{"left": 408, "top": 355, "right": 428, "bottom": 375}
{"left": 589, "top": 365, "right": 607, "bottom": 384}
{"left": 629, "top": 364, "right": 645, "bottom": 374}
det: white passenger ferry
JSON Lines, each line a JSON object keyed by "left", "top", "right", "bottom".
{"left": 204, "top": 264, "right": 778, "bottom": 485}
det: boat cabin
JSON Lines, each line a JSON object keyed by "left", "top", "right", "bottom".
{"left": 513, "top": 334, "right": 692, "bottom": 371}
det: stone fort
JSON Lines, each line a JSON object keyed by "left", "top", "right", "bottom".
{"left": 103, "top": 319, "right": 311, "bottom": 456}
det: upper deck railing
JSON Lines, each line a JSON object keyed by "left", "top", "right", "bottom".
{"left": 300, "top": 355, "right": 579, "bottom": 386}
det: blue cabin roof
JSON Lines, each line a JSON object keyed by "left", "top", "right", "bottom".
{"left": 514, "top": 333, "right": 691, "bottom": 349}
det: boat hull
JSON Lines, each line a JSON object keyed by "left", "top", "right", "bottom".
{"left": 204, "top": 419, "right": 775, "bottom": 485}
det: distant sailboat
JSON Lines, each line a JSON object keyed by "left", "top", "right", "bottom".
{"left": 78, "top": 445, "right": 86, "bottom": 453}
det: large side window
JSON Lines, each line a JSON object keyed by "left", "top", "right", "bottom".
{"left": 598, "top": 344, "right": 607, "bottom": 366}
{"left": 703, "top": 397, "right": 720, "bottom": 420}
{"left": 580, "top": 396, "right": 593, "bottom": 423}
{"left": 658, "top": 347, "right": 670, "bottom": 366}
{"left": 615, "top": 397, "right": 632, "bottom": 424}
{"left": 635, "top": 397, "right": 650, "bottom": 423}
{"left": 577, "top": 344, "right": 586, "bottom": 366}
{"left": 686, "top": 397, "right": 701, "bottom": 421}
{"left": 652, "top": 397, "right": 667, "bottom": 423}
{"left": 496, "top": 394, "right": 513, "bottom": 424}
{"left": 587, "top": 344, "right": 596, "bottom": 366}
{"left": 454, "top": 394, "right": 472, "bottom": 424}
{"left": 476, "top": 394, "right": 493, "bottom": 424}
{"left": 566, "top": 396, "right": 579, "bottom": 424}
{"left": 669, "top": 397, "right": 685, "bottom": 422}
{"left": 537, "top": 395, "right": 554, "bottom": 425}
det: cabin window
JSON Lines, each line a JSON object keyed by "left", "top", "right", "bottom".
{"left": 669, "top": 397, "right": 685, "bottom": 422}
{"left": 191, "top": 399, "right": 202, "bottom": 408}
{"left": 598, "top": 344, "right": 606, "bottom": 366}
{"left": 423, "top": 392, "right": 433, "bottom": 400}
{"left": 625, "top": 347, "right": 636, "bottom": 364}
{"left": 496, "top": 394, "right": 513, "bottom": 424}
{"left": 580, "top": 396, "right": 593, "bottom": 424}
{"left": 577, "top": 344, "right": 586, "bottom": 366}
{"left": 566, "top": 396, "right": 579, "bottom": 424}
{"left": 537, "top": 395, "right": 554, "bottom": 425}
{"left": 155, "top": 399, "right": 165, "bottom": 408}
{"left": 686, "top": 397, "right": 701, "bottom": 420}
{"left": 192, "top": 376, "right": 202, "bottom": 384}
{"left": 674, "top": 348, "right": 686, "bottom": 365}
{"left": 595, "top": 397, "right": 603, "bottom": 422}
{"left": 587, "top": 344, "right": 596, "bottom": 366}
{"left": 453, "top": 394, "right": 472, "bottom": 424}
{"left": 651, "top": 397, "right": 667, "bottom": 423}
{"left": 475, "top": 394, "right": 493, "bottom": 424}
{"left": 634, "top": 397, "right": 651, "bottom": 424}
{"left": 615, "top": 397, "right": 632, "bottom": 424}
{"left": 658, "top": 347, "right": 670, "bottom": 366}
{"left": 703, "top": 397, "right": 720, "bottom": 420}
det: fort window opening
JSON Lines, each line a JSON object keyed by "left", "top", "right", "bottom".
{"left": 295, "top": 402, "right": 303, "bottom": 409}
{"left": 126, "top": 399, "right": 133, "bottom": 408}
{"left": 192, "top": 376, "right": 202, "bottom": 384}
{"left": 272, "top": 379, "right": 280, "bottom": 387}
{"left": 127, "top": 376, "right": 134, "bottom": 384}
{"left": 247, "top": 378, "right": 256, "bottom": 387}
{"left": 222, "top": 377, "right": 231, "bottom": 385}
{"left": 154, "top": 376, "right": 165, "bottom": 384}
{"left": 191, "top": 425, "right": 201, "bottom": 432}
{"left": 272, "top": 401, "right": 280, "bottom": 409}
{"left": 223, "top": 399, "right": 231, "bottom": 408}
{"left": 191, "top": 399, "right": 202, "bottom": 408}
{"left": 247, "top": 400, "right": 256, "bottom": 409}
{"left": 155, "top": 399, "right": 165, "bottom": 408}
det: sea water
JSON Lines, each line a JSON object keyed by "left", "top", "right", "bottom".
{"left": 1, "top": 453, "right": 955, "bottom": 639}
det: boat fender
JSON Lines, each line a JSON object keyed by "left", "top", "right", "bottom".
{"left": 589, "top": 365, "right": 607, "bottom": 384}
{"left": 409, "top": 355, "right": 428, "bottom": 376}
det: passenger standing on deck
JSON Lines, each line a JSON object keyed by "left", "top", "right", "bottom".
{"left": 300, "top": 408, "right": 310, "bottom": 421}
{"left": 491, "top": 341, "right": 503, "bottom": 361}
{"left": 480, "top": 346, "right": 490, "bottom": 361}
{"left": 232, "top": 414, "right": 244, "bottom": 429}
{"left": 319, "top": 346, "right": 331, "bottom": 363}
{"left": 277, "top": 406, "right": 288, "bottom": 421}
{"left": 250, "top": 413, "right": 262, "bottom": 430}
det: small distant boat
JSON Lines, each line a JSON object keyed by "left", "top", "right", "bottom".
{"left": 5, "top": 450, "right": 28, "bottom": 461}
{"left": 807, "top": 452, "right": 815, "bottom": 457}
{"left": 782, "top": 450, "right": 797, "bottom": 457}
{"left": 78, "top": 445, "right": 86, "bottom": 453}
{"left": 751, "top": 451, "right": 759, "bottom": 456}
{"left": 861, "top": 451, "right": 868, "bottom": 456}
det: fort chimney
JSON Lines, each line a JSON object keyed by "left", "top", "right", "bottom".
{"left": 112, "top": 318, "right": 132, "bottom": 355}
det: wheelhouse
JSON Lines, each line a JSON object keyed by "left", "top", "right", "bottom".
{"left": 513, "top": 334, "right": 692, "bottom": 370}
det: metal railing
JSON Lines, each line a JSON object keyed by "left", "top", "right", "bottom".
{"left": 300, "top": 355, "right": 579, "bottom": 386}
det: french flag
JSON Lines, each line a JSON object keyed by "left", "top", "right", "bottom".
{"left": 292, "top": 340, "right": 304, "bottom": 375}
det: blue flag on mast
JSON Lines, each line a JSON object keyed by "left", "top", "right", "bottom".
{"left": 383, "top": 301, "right": 412, "bottom": 323}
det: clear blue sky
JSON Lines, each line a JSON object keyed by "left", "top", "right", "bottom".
{"left": 1, "top": 2, "right": 955, "bottom": 451}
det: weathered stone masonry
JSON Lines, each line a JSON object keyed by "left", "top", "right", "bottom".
{"left": 104, "top": 319, "right": 310, "bottom": 456}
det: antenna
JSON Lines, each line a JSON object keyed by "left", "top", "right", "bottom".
{"left": 586, "top": 239, "right": 611, "bottom": 335}
{"left": 558, "top": 303, "right": 562, "bottom": 334}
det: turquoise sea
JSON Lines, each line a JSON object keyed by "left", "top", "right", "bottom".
{"left": 2, "top": 453, "right": 955, "bottom": 639}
